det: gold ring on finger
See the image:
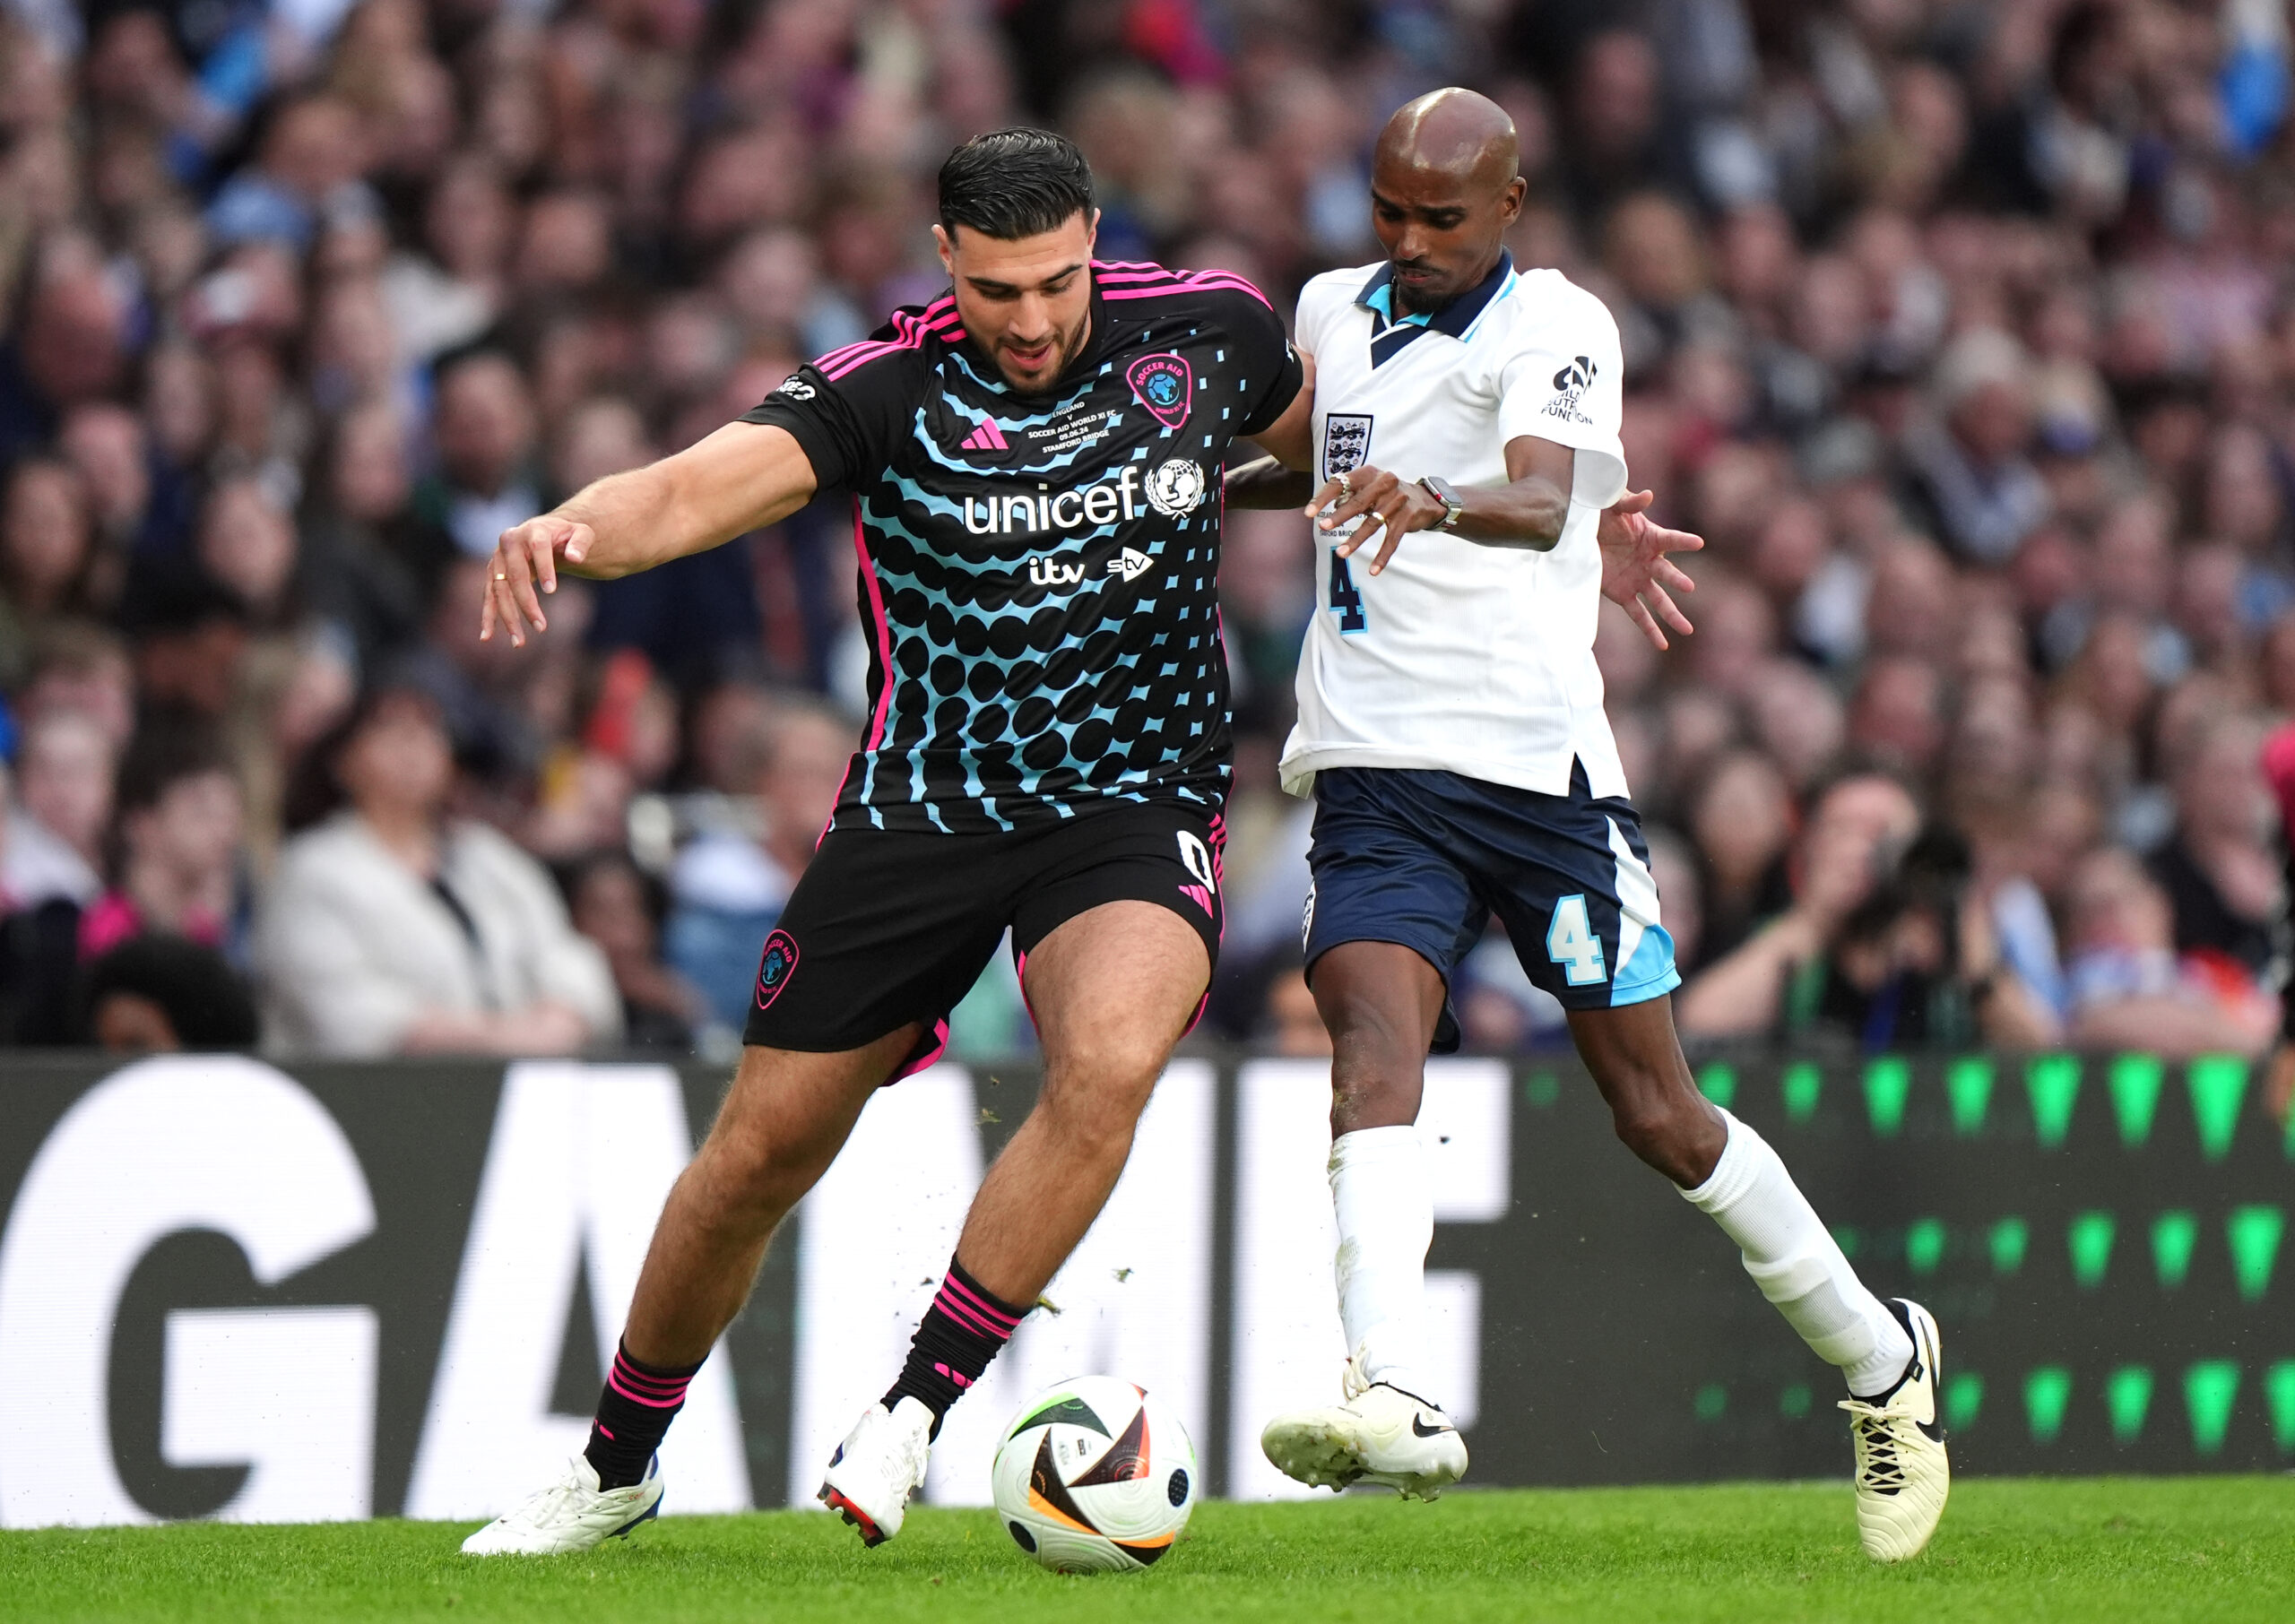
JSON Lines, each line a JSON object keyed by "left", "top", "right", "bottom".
{"left": 1337, "top": 472, "right": 1353, "bottom": 501}
{"left": 495, "top": 572, "right": 508, "bottom": 581}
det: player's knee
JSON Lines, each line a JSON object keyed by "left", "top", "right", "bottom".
{"left": 1608, "top": 1088, "right": 1706, "bottom": 1181}
{"left": 697, "top": 1126, "right": 824, "bottom": 1214}
{"left": 1038, "top": 1039, "right": 1162, "bottom": 1146}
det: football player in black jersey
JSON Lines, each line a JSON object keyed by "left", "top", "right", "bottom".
{"left": 461, "top": 130, "right": 1315, "bottom": 1554}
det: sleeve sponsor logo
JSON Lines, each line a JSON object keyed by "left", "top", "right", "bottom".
{"left": 775, "top": 376, "right": 817, "bottom": 401}
{"left": 1542, "top": 356, "right": 1598, "bottom": 425}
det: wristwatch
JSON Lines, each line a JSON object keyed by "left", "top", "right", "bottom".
{"left": 1417, "top": 475, "right": 1466, "bottom": 532}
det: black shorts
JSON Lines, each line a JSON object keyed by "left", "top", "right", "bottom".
{"left": 743, "top": 798, "right": 1225, "bottom": 1075}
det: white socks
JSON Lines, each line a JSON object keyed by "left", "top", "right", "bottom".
{"left": 1682, "top": 1109, "right": 1914, "bottom": 1395}
{"left": 1328, "top": 1126, "right": 1436, "bottom": 1404}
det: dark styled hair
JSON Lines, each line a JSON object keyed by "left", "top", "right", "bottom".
{"left": 937, "top": 128, "right": 1094, "bottom": 241}
{"left": 113, "top": 718, "right": 230, "bottom": 816}
{"left": 80, "top": 933, "right": 261, "bottom": 1051}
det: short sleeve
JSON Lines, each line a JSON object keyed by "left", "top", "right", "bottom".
{"left": 740, "top": 344, "right": 913, "bottom": 491}
{"left": 1495, "top": 284, "right": 1628, "bottom": 509}
{"left": 1292, "top": 272, "right": 1347, "bottom": 360}
{"left": 1222, "top": 287, "right": 1304, "bottom": 437}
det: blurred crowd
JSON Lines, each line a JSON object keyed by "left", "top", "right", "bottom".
{"left": 4, "top": 0, "right": 2295, "bottom": 1065}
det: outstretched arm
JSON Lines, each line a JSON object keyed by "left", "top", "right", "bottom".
{"left": 1304, "top": 433, "right": 1702, "bottom": 652}
{"left": 481, "top": 420, "right": 819, "bottom": 647}
{"left": 1225, "top": 350, "right": 1319, "bottom": 509}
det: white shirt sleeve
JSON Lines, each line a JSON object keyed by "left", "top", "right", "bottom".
{"left": 1292, "top": 270, "right": 1350, "bottom": 360}
{"left": 1494, "top": 283, "right": 1628, "bottom": 509}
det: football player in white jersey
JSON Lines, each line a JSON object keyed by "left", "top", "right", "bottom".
{"left": 1227, "top": 90, "right": 1948, "bottom": 1562}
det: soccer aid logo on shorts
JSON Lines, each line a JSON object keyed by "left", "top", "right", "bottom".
{"left": 1126, "top": 352, "right": 1192, "bottom": 428}
{"left": 1145, "top": 459, "right": 1208, "bottom": 517}
{"left": 754, "top": 929, "right": 800, "bottom": 1010}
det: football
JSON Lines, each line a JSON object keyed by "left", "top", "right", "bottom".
{"left": 991, "top": 1375, "right": 1198, "bottom": 1573}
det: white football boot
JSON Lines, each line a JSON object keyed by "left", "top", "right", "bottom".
{"left": 1840, "top": 1298, "right": 1951, "bottom": 1562}
{"left": 818, "top": 1396, "right": 934, "bottom": 1546}
{"left": 1260, "top": 1355, "right": 1468, "bottom": 1500}
{"left": 460, "top": 1454, "right": 663, "bottom": 1555}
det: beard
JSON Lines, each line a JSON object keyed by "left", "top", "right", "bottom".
{"left": 996, "top": 307, "right": 1092, "bottom": 394}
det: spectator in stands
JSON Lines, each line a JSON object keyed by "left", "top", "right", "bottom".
{"left": 79, "top": 725, "right": 247, "bottom": 963}
{"left": 2061, "top": 847, "right": 2277, "bottom": 1058}
{"left": 256, "top": 678, "right": 618, "bottom": 1056}
{"left": 3, "top": 708, "right": 113, "bottom": 910}
{"left": 1678, "top": 775, "right": 2059, "bottom": 1050}
{"left": 80, "top": 933, "right": 260, "bottom": 1053}
{"left": 666, "top": 695, "right": 854, "bottom": 1029}
{"left": 2147, "top": 713, "right": 2283, "bottom": 981}
{"left": 0, "top": 757, "right": 81, "bottom": 1045}
{"left": 0, "top": 455, "right": 99, "bottom": 684}
{"left": 408, "top": 350, "right": 542, "bottom": 592}
{"left": 566, "top": 851, "right": 704, "bottom": 1054}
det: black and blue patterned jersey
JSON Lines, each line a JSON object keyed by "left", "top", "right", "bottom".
{"left": 742, "top": 261, "right": 1301, "bottom": 835}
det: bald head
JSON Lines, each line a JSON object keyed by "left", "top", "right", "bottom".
{"left": 1375, "top": 89, "right": 1520, "bottom": 194}
{"left": 1367, "top": 90, "right": 1526, "bottom": 315}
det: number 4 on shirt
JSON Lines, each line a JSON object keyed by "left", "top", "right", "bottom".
{"left": 1329, "top": 553, "right": 1367, "bottom": 634}
{"left": 1546, "top": 894, "right": 1606, "bottom": 985}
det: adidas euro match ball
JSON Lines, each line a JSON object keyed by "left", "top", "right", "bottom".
{"left": 991, "top": 1375, "right": 1197, "bottom": 1573}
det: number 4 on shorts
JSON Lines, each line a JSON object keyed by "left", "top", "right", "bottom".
{"left": 1546, "top": 894, "right": 1606, "bottom": 986}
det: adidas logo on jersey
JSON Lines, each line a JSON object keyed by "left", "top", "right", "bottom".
{"left": 960, "top": 417, "right": 1009, "bottom": 452}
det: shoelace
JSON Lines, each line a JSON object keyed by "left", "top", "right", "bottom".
{"left": 1840, "top": 1400, "right": 1910, "bottom": 1496}
{"left": 507, "top": 1470, "right": 585, "bottom": 1530}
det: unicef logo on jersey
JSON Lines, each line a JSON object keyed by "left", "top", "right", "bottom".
{"left": 1145, "top": 459, "right": 1208, "bottom": 518}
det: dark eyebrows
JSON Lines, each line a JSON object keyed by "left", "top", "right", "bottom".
{"left": 962, "top": 260, "right": 1089, "bottom": 297}
{"left": 1369, "top": 188, "right": 1468, "bottom": 222}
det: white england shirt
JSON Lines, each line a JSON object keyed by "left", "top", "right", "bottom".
{"left": 1277, "top": 252, "right": 1631, "bottom": 800}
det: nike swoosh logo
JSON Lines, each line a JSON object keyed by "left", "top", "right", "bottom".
{"left": 1918, "top": 1418, "right": 1947, "bottom": 1445}
{"left": 1412, "top": 1416, "right": 1456, "bottom": 1438}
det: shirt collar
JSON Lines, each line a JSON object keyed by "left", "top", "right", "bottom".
{"left": 1356, "top": 248, "right": 1515, "bottom": 338}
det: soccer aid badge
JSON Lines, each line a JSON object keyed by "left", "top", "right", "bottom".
{"left": 1126, "top": 352, "right": 1192, "bottom": 428}
{"left": 754, "top": 929, "right": 800, "bottom": 1009}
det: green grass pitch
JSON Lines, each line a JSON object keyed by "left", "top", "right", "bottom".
{"left": 4, "top": 1479, "right": 2289, "bottom": 1623}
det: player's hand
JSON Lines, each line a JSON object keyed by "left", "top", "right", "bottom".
{"left": 480, "top": 514, "right": 593, "bottom": 649}
{"left": 1305, "top": 462, "right": 1442, "bottom": 575}
{"left": 1598, "top": 490, "right": 1702, "bottom": 651}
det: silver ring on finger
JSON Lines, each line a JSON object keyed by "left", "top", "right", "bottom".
{"left": 1337, "top": 472, "right": 1353, "bottom": 503}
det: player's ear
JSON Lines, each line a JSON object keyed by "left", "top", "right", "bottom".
{"left": 932, "top": 223, "right": 954, "bottom": 276}
{"left": 1086, "top": 207, "right": 1100, "bottom": 251}
{"left": 1500, "top": 177, "right": 1526, "bottom": 227}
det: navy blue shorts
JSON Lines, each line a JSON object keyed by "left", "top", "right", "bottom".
{"left": 1303, "top": 764, "right": 1680, "bottom": 1050}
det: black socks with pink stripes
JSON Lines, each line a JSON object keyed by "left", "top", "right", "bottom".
{"left": 585, "top": 1339, "right": 704, "bottom": 1489}
{"left": 882, "top": 1257, "right": 1026, "bottom": 1438}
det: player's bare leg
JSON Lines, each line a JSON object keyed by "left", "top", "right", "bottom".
{"left": 623, "top": 1028, "right": 924, "bottom": 1365}
{"left": 822, "top": 900, "right": 1211, "bottom": 1545}
{"left": 1567, "top": 996, "right": 1948, "bottom": 1561}
{"left": 1261, "top": 940, "right": 1469, "bottom": 1499}
{"left": 463, "top": 1030, "right": 919, "bottom": 1554}
{"left": 956, "top": 900, "right": 1211, "bottom": 1300}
